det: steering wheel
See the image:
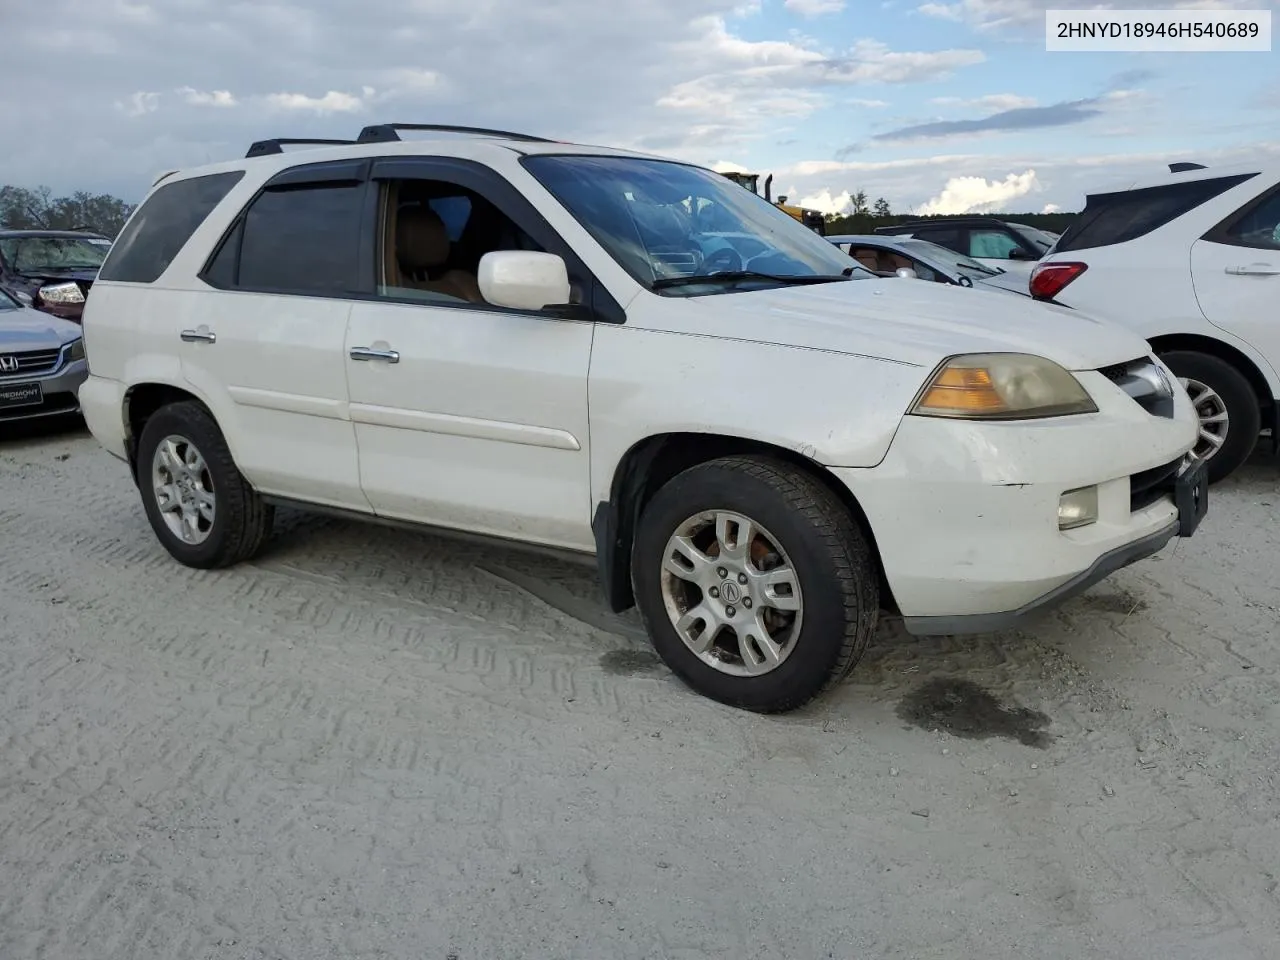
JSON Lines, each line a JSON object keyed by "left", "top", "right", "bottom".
{"left": 703, "top": 246, "right": 743, "bottom": 274}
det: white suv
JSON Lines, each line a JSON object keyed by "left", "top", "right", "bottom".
{"left": 78, "top": 124, "right": 1208, "bottom": 713}
{"left": 1033, "top": 162, "right": 1280, "bottom": 483}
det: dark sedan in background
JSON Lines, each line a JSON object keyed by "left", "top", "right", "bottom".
{"left": 0, "top": 229, "right": 111, "bottom": 323}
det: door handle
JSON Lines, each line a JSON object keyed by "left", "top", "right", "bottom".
{"left": 180, "top": 328, "right": 216, "bottom": 343}
{"left": 349, "top": 346, "right": 400, "bottom": 363}
{"left": 1225, "top": 263, "right": 1280, "bottom": 276}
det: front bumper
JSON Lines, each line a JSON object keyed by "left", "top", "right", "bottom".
{"left": 0, "top": 358, "right": 88, "bottom": 423}
{"left": 836, "top": 369, "right": 1203, "bottom": 635}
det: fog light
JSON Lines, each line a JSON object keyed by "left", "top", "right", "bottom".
{"left": 1058, "top": 486, "right": 1098, "bottom": 530}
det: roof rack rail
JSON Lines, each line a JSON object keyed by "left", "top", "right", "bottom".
{"left": 245, "top": 138, "right": 358, "bottom": 158}
{"left": 1169, "top": 162, "right": 1207, "bottom": 173}
{"left": 355, "top": 123, "right": 552, "bottom": 144}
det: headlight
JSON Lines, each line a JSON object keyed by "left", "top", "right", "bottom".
{"left": 39, "top": 282, "right": 85, "bottom": 305}
{"left": 65, "top": 338, "right": 86, "bottom": 362}
{"left": 910, "top": 353, "right": 1098, "bottom": 420}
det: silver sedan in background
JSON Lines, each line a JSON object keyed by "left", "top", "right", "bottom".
{"left": 0, "top": 286, "right": 88, "bottom": 425}
{"left": 827, "top": 234, "right": 1032, "bottom": 297}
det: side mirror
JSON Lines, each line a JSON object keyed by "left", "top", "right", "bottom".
{"left": 894, "top": 266, "right": 919, "bottom": 280}
{"left": 478, "top": 251, "right": 571, "bottom": 311}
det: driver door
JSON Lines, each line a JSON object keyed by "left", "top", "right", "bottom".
{"left": 344, "top": 156, "right": 620, "bottom": 552}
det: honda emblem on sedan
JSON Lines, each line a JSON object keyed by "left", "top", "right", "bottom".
{"left": 0, "top": 356, "right": 18, "bottom": 373}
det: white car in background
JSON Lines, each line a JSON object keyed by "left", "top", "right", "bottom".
{"left": 78, "top": 124, "right": 1207, "bottom": 713}
{"left": 1032, "top": 161, "right": 1280, "bottom": 483}
{"left": 874, "top": 216, "right": 1058, "bottom": 276}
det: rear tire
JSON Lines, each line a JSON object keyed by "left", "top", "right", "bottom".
{"left": 1159, "top": 350, "right": 1260, "bottom": 484}
{"left": 136, "top": 401, "right": 274, "bottom": 568}
{"left": 631, "top": 456, "right": 879, "bottom": 713}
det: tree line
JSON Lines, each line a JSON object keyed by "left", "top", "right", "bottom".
{"left": 0, "top": 185, "right": 136, "bottom": 238}
{"left": 823, "top": 189, "right": 1076, "bottom": 236}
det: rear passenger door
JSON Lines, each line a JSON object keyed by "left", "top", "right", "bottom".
{"left": 187, "top": 159, "right": 373, "bottom": 511}
{"left": 1191, "top": 183, "right": 1280, "bottom": 380}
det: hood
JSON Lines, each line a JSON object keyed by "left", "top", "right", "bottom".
{"left": 16, "top": 267, "right": 99, "bottom": 285}
{"left": 0, "top": 304, "right": 83, "bottom": 350}
{"left": 667, "top": 278, "right": 1152, "bottom": 371}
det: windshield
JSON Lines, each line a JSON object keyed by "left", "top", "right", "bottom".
{"left": 0, "top": 236, "right": 111, "bottom": 273}
{"left": 523, "top": 155, "right": 868, "bottom": 294}
{"left": 1009, "top": 224, "right": 1058, "bottom": 252}
{"left": 897, "top": 239, "right": 1000, "bottom": 278}
{"left": 0, "top": 288, "right": 18, "bottom": 310}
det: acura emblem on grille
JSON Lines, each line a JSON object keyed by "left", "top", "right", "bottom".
{"left": 0, "top": 356, "right": 18, "bottom": 373}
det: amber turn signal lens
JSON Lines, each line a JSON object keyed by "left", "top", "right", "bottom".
{"left": 917, "top": 365, "right": 1008, "bottom": 414}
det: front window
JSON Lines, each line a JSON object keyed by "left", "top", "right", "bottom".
{"left": 523, "top": 155, "right": 866, "bottom": 295}
{"left": 0, "top": 287, "right": 19, "bottom": 310}
{"left": 0, "top": 236, "right": 111, "bottom": 273}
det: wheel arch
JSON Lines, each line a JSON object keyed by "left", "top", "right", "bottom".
{"left": 1149, "top": 332, "right": 1279, "bottom": 449}
{"left": 122, "top": 381, "right": 213, "bottom": 477}
{"left": 592, "top": 432, "right": 897, "bottom": 615}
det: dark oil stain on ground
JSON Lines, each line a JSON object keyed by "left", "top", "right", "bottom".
{"left": 897, "top": 678, "right": 1052, "bottom": 748}
{"left": 600, "top": 648, "right": 664, "bottom": 676}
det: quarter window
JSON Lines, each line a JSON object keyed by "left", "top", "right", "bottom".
{"left": 98, "top": 171, "right": 244, "bottom": 283}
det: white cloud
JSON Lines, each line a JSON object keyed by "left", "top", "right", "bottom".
{"left": 784, "top": 0, "right": 846, "bottom": 15}
{"left": 261, "top": 90, "right": 367, "bottom": 113}
{"left": 712, "top": 160, "right": 752, "bottom": 172}
{"left": 931, "top": 93, "right": 1037, "bottom": 110}
{"left": 851, "top": 98, "right": 890, "bottom": 108}
{"left": 917, "top": 169, "right": 1040, "bottom": 214}
{"left": 115, "top": 91, "right": 159, "bottom": 116}
{"left": 796, "top": 188, "right": 853, "bottom": 215}
{"left": 178, "top": 87, "right": 238, "bottom": 108}
{"left": 1041, "top": 202, "right": 1062, "bottom": 213}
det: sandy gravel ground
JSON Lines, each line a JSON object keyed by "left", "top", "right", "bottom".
{"left": 2, "top": 419, "right": 1278, "bottom": 960}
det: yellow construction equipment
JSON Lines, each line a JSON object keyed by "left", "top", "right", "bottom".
{"left": 720, "top": 171, "right": 826, "bottom": 235}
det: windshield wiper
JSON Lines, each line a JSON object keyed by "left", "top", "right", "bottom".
{"left": 652, "top": 270, "right": 853, "bottom": 290}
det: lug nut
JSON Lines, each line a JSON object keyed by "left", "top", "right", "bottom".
{"left": 709, "top": 587, "right": 719, "bottom": 598}
{"left": 737, "top": 573, "right": 748, "bottom": 585}
{"left": 743, "top": 597, "right": 752, "bottom": 609}
{"left": 717, "top": 567, "right": 728, "bottom": 578}
{"left": 725, "top": 605, "right": 736, "bottom": 617}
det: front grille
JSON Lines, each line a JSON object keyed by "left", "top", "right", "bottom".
{"left": 0, "top": 348, "right": 62, "bottom": 377}
{"left": 1098, "top": 357, "right": 1175, "bottom": 419}
{"left": 1130, "top": 457, "right": 1181, "bottom": 512}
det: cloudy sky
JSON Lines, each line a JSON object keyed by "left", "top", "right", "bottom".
{"left": 3, "top": 0, "right": 1278, "bottom": 215}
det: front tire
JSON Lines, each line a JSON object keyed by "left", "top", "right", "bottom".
{"left": 631, "top": 456, "right": 879, "bottom": 713}
{"left": 135, "top": 401, "right": 274, "bottom": 568}
{"left": 1159, "top": 350, "right": 1260, "bottom": 484}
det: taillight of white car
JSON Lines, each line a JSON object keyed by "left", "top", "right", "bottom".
{"left": 1029, "top": 261, "right": 1088, "bottom": 301}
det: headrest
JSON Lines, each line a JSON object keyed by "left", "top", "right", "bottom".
{"left": 396, "top": 205, "right": 450, "bottom": 270}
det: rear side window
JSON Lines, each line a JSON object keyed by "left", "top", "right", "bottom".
{"left": 1056, "top": 173, "right": 1258, "bottom": 253}
{"left": 206, "top": 182, "right": 365, "bottom": 295}
{"left": 1214, "top": 188, "right": 1280, "bottom": 251}
{"left": 913, "top": 226, "right": 963, "bottom": 253}
{"left": 98, "top": 171, "right": 244, "bottom": 283}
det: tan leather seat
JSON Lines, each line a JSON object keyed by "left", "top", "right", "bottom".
{"left": 395, "top": 206, "right": 484, "bottom": 303}
{"left": 852, "top": 249, "right": 879, "bottom": 272}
